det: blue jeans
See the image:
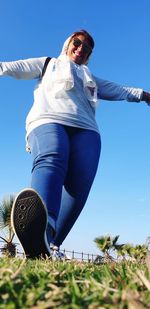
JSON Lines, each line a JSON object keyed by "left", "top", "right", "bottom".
{"left": 28, "top": 123, "right": 101, "bottom": 246}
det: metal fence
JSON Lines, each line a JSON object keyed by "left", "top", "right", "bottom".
{"left": 0, "top": 240, "right": 99, "bottom": 262}
{"left": 59, "top": 249, "right": 98, "bottom": 262}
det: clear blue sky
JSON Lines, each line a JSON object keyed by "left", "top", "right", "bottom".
{"left": 0, "top": 0, "right": 150, "bottom": 255}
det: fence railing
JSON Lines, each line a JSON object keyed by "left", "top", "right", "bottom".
{"left": 0, "top": 240, "right": 99, "bottom": 262}
{"left": 60, "top": 249, "right": 98, "bottom": 262}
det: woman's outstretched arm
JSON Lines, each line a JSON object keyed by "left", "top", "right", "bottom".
{"left": 94, "top": 76, "right": 143, "bottom": 103}
{"left": 0, "top": 57, "right": 47, "bottom": 80}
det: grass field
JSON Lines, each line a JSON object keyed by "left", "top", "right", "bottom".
{"left": 0, "top": 256, "right": 150, "bottom": 308}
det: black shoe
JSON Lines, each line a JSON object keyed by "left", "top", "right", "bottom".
{"left": 11, "top": 188, "right": 51, "bottom": 259}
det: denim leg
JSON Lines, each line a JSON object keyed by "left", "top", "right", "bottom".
{"left": 53, "top": 129, "right": 101, "bottom": 247}
{"left": 28, "top": 123, "right": 70, "bottom": 241}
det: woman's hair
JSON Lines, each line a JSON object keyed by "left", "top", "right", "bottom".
{"left": 70, "top": 29, "right": 95, "bottom": 50}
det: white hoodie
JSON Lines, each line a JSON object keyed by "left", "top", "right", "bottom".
{"left": 0, "top": 57, "right": 143, "bottom": 142}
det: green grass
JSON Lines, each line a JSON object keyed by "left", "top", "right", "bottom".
{"left": 0, "top": 257, "right": 150, "bottom": 308}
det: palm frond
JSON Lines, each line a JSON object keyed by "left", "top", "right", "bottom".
{"left": 112, "top": 235, "right": 120, "bottom": 246}
{"left": 0, "top": 235, "right": 9, "bottom": 243}
{"left": 0, "top": 194, "right": 15, "bottom": 229}
{"left": 0, "top": 194, "right": 16, "bottom": 242}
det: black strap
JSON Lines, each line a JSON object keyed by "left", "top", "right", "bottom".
{"left": 41, "top": 57, "right": 51, "bottom": 77}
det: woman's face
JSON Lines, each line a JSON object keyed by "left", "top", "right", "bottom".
{"left": 66, "top": 34, "right": 92, "bottom": 65}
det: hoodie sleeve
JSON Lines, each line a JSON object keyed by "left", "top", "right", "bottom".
{"left": 0, "top": 57, "right": 47, "bottom": 80}
{"left": 94, "top": 76, "right": 143, "bottom": 102}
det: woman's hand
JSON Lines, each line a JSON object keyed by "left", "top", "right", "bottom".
{"left": 142, "top": 91, "right": 150, "bottom": 106}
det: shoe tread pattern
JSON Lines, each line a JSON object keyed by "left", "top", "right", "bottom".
{"left": 12, "top": 189, "right": 50, "bottom": 258}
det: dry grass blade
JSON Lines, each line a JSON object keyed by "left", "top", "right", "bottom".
{"left": 136, "top": 270, "right": 150, "bottom": 291}
{"left": 11, "top": 257, "right": 26, "bottom": 279}
{"left": 145, "top": 250, "right": 150, "bottom": 275}
{"left": 128, "top": 300, "right": 147, "bottom": 309}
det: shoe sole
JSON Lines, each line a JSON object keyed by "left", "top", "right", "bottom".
{"left": 11, "top": 188, "right": 50, "bottom": 259}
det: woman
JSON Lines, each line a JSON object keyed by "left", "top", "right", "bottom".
{"left": 1, "top": 29, "right": 149, "bottom": 258}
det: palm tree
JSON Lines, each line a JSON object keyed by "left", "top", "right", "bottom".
{"left": 0, "top": 194, "right": 16, "bottom": 256}
{"left": 146, "top": 236, "right": 150, "bottom": 250}
{"left": 94, "top": 234, "right": 123, "bottom": 262}
{"left": 115, "top": 243, "right": 131, "bottom": 260}
{"left": 127, "top": 244, "right": 148, "bottom": 262}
